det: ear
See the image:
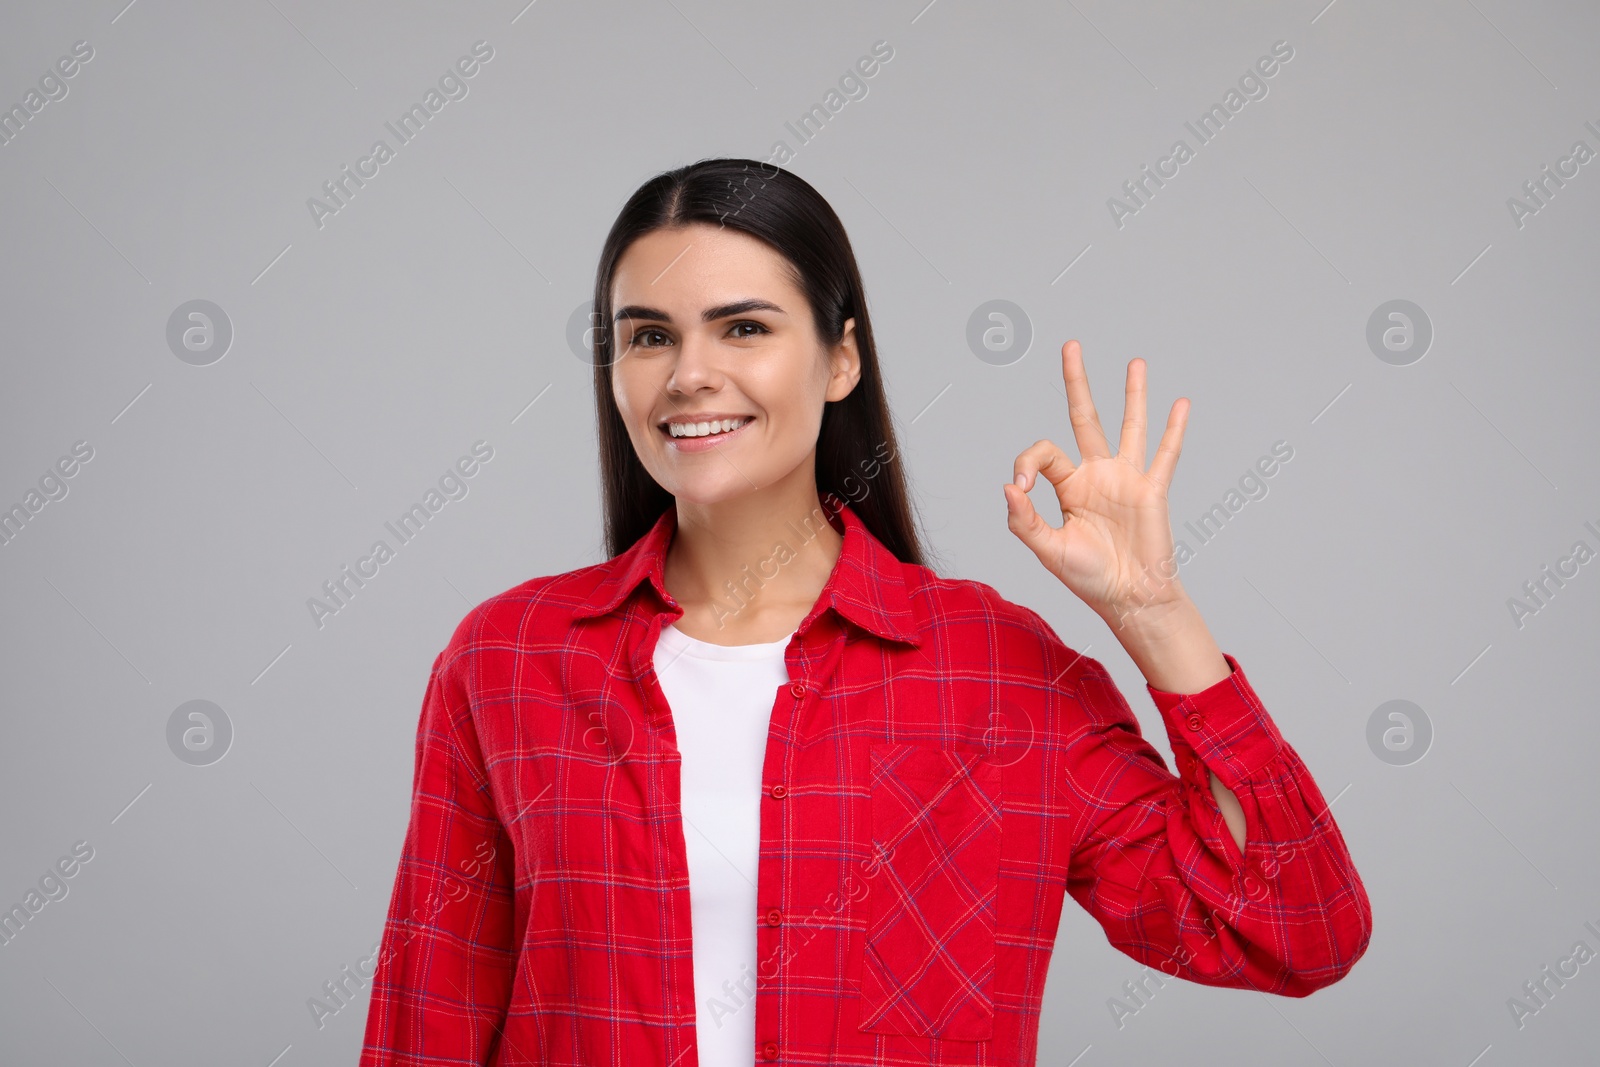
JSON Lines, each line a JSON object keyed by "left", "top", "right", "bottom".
{"left": 826, "top": 317, "right": 863, "bottom": 402}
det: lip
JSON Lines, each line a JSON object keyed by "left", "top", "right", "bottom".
{"left": 661, "top": 415, "right": 756, "bottom": 453}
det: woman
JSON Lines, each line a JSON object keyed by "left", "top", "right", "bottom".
{"left": 359, "top": 158, "right": 1371, "bottom": 1067}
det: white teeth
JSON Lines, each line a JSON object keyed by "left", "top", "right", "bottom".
{"left": 669, "top": 417, "right": 750, "bottom": 438}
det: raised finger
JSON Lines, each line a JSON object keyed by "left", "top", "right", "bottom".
{"left": 1061, "top": 339, "right": 1113, "bottom": 460}
{"left": 1118, "top": 357, "right": 1147, "bottom": 467}
{"left": 1146, "top": 397, "right": 1190, "bottom": 490}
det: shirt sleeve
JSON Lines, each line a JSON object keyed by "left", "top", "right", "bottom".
{"left": 1057, "top": 650, "right": 1372, "bottom": 995}
{"left": 359, "top": 648, "right": 519, "bottom": 1065}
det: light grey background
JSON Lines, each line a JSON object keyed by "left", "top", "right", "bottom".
{"left": 2, "top": 0, "right": 1596, "bottom": 1064}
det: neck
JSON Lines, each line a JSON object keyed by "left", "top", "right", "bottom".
{"left": 664, "top": 484, "right": 843, "bottom": 643}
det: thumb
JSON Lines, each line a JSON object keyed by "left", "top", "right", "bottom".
{"left": 1004, "top": 482, "right": 1052, "bottom": 559}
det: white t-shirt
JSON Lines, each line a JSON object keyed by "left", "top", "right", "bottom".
{"left": 653, "top": 621, "right": 795, "bottom": 1067}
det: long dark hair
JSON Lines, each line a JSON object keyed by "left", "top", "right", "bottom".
{"left": 590, "top": 157, "right": 929, "bottom": 569}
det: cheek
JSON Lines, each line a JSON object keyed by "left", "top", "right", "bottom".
{"left": 611, "top": 368, "right": 650, "bottom": 428}
{"left": 761, "top": 358, "right": 827, "bottom": 424}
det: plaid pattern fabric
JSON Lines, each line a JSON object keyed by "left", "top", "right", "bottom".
{"left": 359, "top": 497, "right": 1372, "bottom": 1066}
{"left": 859, "top": 742, "right": 1002, "bottom": 1040}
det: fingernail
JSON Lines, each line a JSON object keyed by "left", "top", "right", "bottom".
{"left": 1014, "top": 473, "right": 1027, "bottom": 487}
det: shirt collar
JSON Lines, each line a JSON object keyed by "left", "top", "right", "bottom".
{"left": 573, "top": 497, "right": 921, "bottom": 647}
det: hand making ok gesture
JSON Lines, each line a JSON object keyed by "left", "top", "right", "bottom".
{"left": 1003, "top": 339, "right": 1192, "bottom": 631}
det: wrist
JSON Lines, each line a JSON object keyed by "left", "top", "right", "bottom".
{"left": 1098, "top": 585, "right": 1194, "bottom": 640}
{"left": 1103, "top": 596, "right": 1231, "bottom": 694}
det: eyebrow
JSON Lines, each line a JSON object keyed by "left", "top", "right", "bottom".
{"left": 612, "top": 298, "right": 786, "bottom": 324}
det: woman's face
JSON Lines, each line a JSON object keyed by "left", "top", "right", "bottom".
{"left": 609, "top": 222, "right": 859, "bottom": 506}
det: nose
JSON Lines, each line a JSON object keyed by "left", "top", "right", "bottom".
{"left": 666, "top": 330, "right": 723, "bottom": 395}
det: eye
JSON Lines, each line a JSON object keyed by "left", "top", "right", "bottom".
{"left": 730, "top": 320, "right": 769, "bottom": 338}
{"left": 629, "top": 327, "right": 672, "bottom": 348}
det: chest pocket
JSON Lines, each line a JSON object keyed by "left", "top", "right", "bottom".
{"left": 858, "top": 742, "right": 1002, "bottom": 1042}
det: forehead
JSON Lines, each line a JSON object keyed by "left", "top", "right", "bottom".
{"left": 611, "top": 224, "right": 799, "bottom": 302}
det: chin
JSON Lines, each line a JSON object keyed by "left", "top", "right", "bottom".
{"left": 668, "top": 484, "right": 750, "bottom": 507}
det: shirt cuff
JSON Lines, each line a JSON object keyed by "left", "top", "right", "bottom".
{"left": 1145, "top": 653, "right": 1286, "bottom": 787}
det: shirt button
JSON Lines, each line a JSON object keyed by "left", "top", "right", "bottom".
{"left": 1185, "top": 712, "right": 1204, "bottom": 732}
{"left": 770, "top": 783, "right": 788, "bottom": 799}
{"left": 762, "top": 1041, "right": 779, "bottom": 1060}
{"left": 789, "top": 681, "right": 806, "bottom": 699}
{"left": 765, "top": 908, "right": 782, "bottom": 926}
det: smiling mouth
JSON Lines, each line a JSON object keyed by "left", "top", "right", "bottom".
{"left": 660, "top": 416, "right": 755, "bottom": 440}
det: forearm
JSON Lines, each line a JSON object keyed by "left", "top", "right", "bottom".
{"left": 1062, "top": 645, "right": 1372, "bottom": 994}
{"left": 1102, "top": 593, "right": 1247, "bottom": 851}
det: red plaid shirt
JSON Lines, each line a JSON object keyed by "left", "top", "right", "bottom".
{"left": 359, "top": 498, "right": 1371, "bottom": 1066}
